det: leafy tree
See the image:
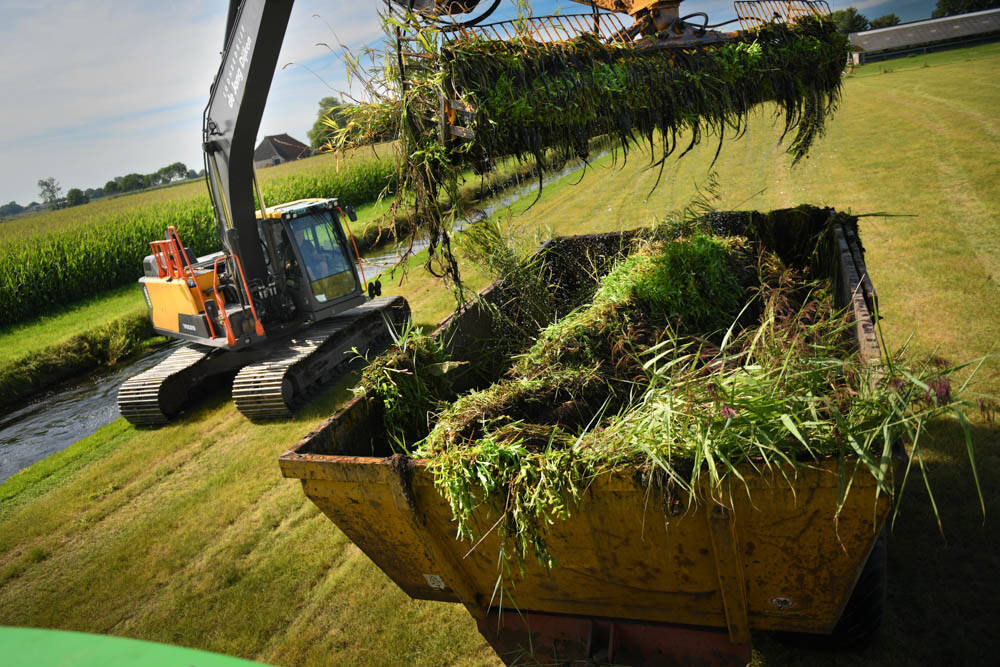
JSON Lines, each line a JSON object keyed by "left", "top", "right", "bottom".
{"left": 168, "top": 162, "right": 188, "bottom": 180}
{"left": 104, "top": 180, "right": 119, "bottom": 195}
{"left": 186, "top": 169, "right": 199, "bottom": 180}
{"left": 37, "top": 177, "right": 62, "bottom": 209}
{"left": 66, "top": 188, "right": 89, "bottom": 206}
{"left": 831, "top": 7, "right": 870, "bottom": 33}
{"left": 120, "top": 173, "right": 145, "bottom": 192}
{"left": 307, "top": 96, "right": 351, "bottom": 150}
{"left": 870, "top": 13, "right": 901, "bottom": 28}
{"left": 0, "top": 201, "right": 24, "bottom": 217}
{"left": 154, "top": 162, "right": 187, "bottom": 184}
{"left": 933, "top": 0, "right": 999, "bottom": 17}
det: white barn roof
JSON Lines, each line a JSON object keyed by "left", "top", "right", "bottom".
{"left": 850, "top": 8, "right": 1000, "bottom": 52}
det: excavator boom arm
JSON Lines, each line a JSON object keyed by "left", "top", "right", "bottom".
{"left": 204, "top": 0, "right": 294, "bottom": 287}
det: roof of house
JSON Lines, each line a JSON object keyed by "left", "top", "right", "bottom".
{"left": 253, "top": 133, "right": 310, "bottom": 163}
{"left": 850, "top": 8, "right": 1000, "bottom": 52}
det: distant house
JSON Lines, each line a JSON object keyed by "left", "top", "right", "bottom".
{"left": 253, "top": 134, "right": 311, "bottom": 168}
{"left": 850, "top": 8, "right": 1000, "bottom": 64}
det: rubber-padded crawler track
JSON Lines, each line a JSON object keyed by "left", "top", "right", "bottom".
{"left": 117, "top": 345, "right": 213, "bottom": 426}
{"left": 233, "top": 296, "right": 409, "bottom": 420}
{"left": 117, "top": 297, "right": 409, "bottom": 426}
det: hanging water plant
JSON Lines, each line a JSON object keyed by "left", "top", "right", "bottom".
{"left": 338, "top": 14, "right": 849, "bottom": 292}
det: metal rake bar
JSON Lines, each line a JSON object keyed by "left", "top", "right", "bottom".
{"left": 733, "top": 0, "right": 830, "bottom": 31}
{"left": 445, "top": 12, "right": 632, "bottom": 46}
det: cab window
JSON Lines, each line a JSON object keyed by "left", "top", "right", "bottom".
{"left": 288, "top": 213, "right": 357, "bottom": 303}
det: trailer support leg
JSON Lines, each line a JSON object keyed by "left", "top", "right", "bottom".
{"left": 707, "top": 502, "right": 752, "bottom": 644}
{"left": 476, "top": 610, "right": 751, "bottom": 666}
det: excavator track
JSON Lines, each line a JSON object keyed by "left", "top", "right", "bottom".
{"left": 232, "top": 296, "right": 408, "bottom": 420}
{"left": 118, "top": 297, "right": 408, "bottom": 426}
{"left": 117, "top": 345, "right": 215, "bottom": 426}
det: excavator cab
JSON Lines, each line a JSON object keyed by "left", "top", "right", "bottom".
{"left": 262, "top": 198, "right": 366, "bottom": 315}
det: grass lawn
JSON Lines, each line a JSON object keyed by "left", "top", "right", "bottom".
{"left": 0, "top": 43, "right": 997, "bottom": 666}
{"left": 0, "top": 284, "right": 147, "bottom": 366}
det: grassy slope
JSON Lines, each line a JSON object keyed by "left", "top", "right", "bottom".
{"left": 0, "top": 285, "right": 146, "bottom": 365}
{"left": 1, "top": 45, "right": 998, "bottom": 666}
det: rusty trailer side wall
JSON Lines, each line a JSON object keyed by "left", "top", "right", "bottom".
{"left": 283, "top": 441, "right": 888, "bottom": 636}
{"left": 279, "top": 217, "right": 888, "bottom": 643}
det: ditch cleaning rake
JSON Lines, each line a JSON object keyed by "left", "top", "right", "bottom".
{"left": 388, "top": 0, "right": 835, "bottom": 149}
{"left": 398, "top": 0, "right": 832, "bottom": 46}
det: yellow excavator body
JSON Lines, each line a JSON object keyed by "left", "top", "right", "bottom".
{"left": 255, "top": 198, "right": 327, "bottom": 220}
{"left": 141, "top": 270, "right": 218, "bottom": 336}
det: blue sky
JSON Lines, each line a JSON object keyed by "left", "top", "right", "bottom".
{"left": 0, "top": 0, "right": 938, "bottom": 205}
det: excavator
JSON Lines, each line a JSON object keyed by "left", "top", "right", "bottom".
{"left": 116, "top": 0, "right": 412, "bottom": 426}
{"left": 117, "top": 0, "right": 828, "bottom": 426}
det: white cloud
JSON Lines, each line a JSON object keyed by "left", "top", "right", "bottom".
{"left": 0, "top": 2, "right": 219, "bottom": 143}
{"left": 0, "top": 0, "right": 385, "bottom": 204}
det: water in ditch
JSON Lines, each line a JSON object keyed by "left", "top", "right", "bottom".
{"left": 0, "top": 342, "right": 182, "bottom": 483}
{"left": 0, "top": 158, "right": 600, "bottom": 483}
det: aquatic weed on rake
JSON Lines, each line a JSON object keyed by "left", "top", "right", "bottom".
{"left": 339, "top": 14, "right": 849, "bottom": 292}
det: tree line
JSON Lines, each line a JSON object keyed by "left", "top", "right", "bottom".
{"left": 1, "top": 162, "right": 205, "bottom": 217}
{"left": 832, "top": 0, "right": 998, "bottom": 33}
{"left": 103, "top": 162, "right": 201, "bottom": 197}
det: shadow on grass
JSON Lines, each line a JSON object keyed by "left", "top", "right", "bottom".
{"left": 754, "top": 418, "right": 1000, "bottom": 665}
{"left": 159, "top": 367, "right": 360, "bottom": 429}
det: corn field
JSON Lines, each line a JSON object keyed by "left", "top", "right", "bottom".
{"left": 0, "top": 155, "right": 395, "bottom": 328}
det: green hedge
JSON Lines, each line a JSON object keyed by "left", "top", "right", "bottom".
{"left": 0, "top": 311, "right": 153, "bottom": 411}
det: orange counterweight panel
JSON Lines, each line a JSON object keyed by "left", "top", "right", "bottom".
{"left": 142, "top": 271, "right": 217, "bottom": 335}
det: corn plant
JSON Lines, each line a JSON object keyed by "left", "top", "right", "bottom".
{"left": 0, "top": 156, "right": 396, "bottom": 328}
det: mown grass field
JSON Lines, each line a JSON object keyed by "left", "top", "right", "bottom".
{"left": 1, "top": 43, "right": 998, "bottom": 666}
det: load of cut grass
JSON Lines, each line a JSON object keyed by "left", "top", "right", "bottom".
{"left": 358, "top": 206, "right": 986, "bottom": 573}
{"left": 339, "top": 15, "right": 848, "bottom": 288}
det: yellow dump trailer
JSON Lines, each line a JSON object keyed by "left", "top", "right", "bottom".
{"left": 280, "top": 214, "right": 889, "bottom": 665}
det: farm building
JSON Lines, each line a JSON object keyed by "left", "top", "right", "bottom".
{"left": 253, "top": 133, "right": 311, "bottom": 168}
{"left": 850, "top": 8, "right": 1000, "bottom": 63}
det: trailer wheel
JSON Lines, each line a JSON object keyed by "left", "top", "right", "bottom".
{"left": 828, "top": 526, "right": 888, "bottom": 650}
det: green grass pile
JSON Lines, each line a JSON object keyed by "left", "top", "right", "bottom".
{"left": 356, "top": 321, "right": 455, "bottom": 447}
{"left": 424, "top": 233, "right": 747, "bottom": 452}
{"left": 439, "top": 16, "right": 848, "bottom": 168}
{"left": 361, "top": 206, "right": 985, "bottom": 572}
